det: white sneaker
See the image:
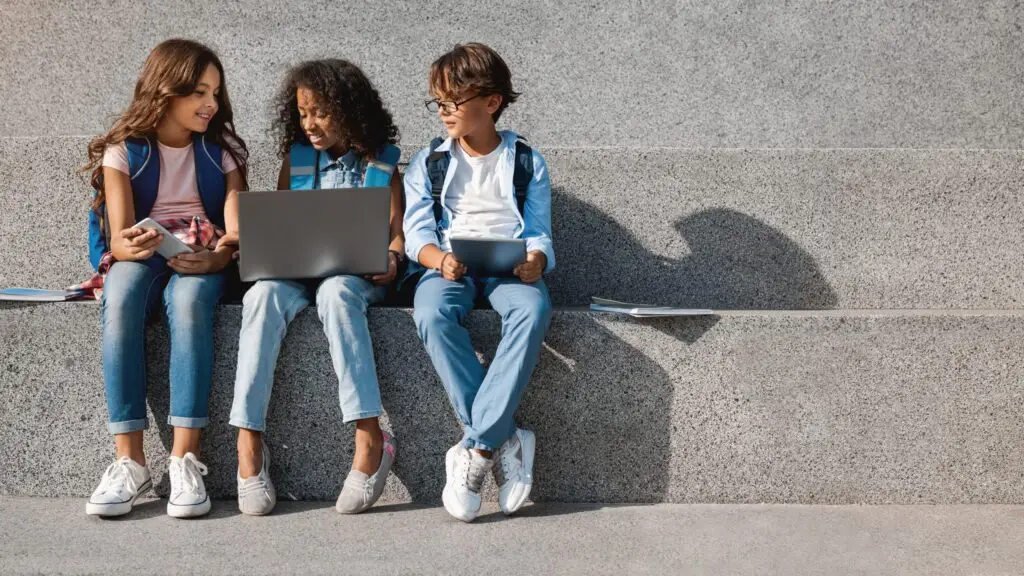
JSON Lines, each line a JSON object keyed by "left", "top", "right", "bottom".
{"left": 238, "top": 442, "right": 276, "bottom": 516}
{"left": 167, "top": 452, "right": 211, "bottom": 518}
{"left": 85, "top": 456, "right": 152, "bottom": 517}
{"left": 494, "top": 428, "right": 536, "bottom": 515}
{"left": 442, "top": 444, "right": 492, "bottom": 523}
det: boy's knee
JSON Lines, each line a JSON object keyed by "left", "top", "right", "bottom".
{"left": 413, "top": 302, "right": 457, "bottom": 334}
{"left": 509, "top": 294, "right": 552, "bottom": 333}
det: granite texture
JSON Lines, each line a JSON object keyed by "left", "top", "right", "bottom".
{"left": 3, "top": 500, "right": 1024, "bottom": 575}
{"left": 4, "top": 137, "right": 1023, "bottom": 309}
{"left": 1, "top": 0, "right": 1021, "bottom": 147}
{"left": 2, "top": 302, "right": 1023, "bottom": 504}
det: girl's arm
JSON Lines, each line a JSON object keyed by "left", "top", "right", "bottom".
{"left": 368, "top": 171, "right": 406, "bottom": 285}
{"left": 387, "top": 173, "right": 404, "bottom": 254}
{"left": 276, "top": 155, "right": 290, "bottom": 191}
{"left": 104, "top": 166, "right": 163, "bottom": 261}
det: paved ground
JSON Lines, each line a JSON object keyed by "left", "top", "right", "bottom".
{"left": 1, "top": 499, "right": 1023, "bottom": 575}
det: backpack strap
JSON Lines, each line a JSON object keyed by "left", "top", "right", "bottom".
{"left": 193, "top": 133, "right": 227, "bottom": 228}
{"left": 125, "top": 137, "right": 159, "bottom": 220}
{"left": 425, "top": 137, "right": 450, "bottom": 224}
{"left": 363, "top": 144, "right": 401, "bottom": 187}
{"left": 86, "top": 137, "right": 158, "bottom": 270}
{"left": 289, "top": 142, "right": 320, "bottom": 190}
{"left": 512, "top": 139, "right": 534, "bottom": 217}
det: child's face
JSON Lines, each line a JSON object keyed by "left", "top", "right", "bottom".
{"left": 165, "top": 63, "right": 220, "bottom": 134}
{"left": 434, "top": 90, "right": 502, "bottom": 140}
{"left": 296, "top": 86, "right": 340, "bottom": 152}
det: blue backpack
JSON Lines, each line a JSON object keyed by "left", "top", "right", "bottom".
{"left": 425, "top": 136, "right": 534, "bottom": 224}
{"left": 288, "top": 143, "right": 401, "bottom": 190}
{"left": 87, "top": 134, "right": 227, "bottom": 270}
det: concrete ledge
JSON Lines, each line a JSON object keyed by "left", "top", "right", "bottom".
{"left": 2, "top": 302, "right": 1023, "bottom": 504}
{"left": 3, "top": 138, "right": 1023, "bottom": 309}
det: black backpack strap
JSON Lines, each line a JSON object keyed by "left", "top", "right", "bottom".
{"left": 512, "top": 139, "right": 534, "bottom": 216}
{"left": 425, "top": 137, "right": 449, "bottom": 223}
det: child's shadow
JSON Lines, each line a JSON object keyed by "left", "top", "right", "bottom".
{"left": 547, "top": 188, "right": 839, "bottom": 310}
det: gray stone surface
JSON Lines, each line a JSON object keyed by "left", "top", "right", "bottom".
{"left": 1, "top": 1, "right": 1021, "bottom": 148}
{"left": 4, "top": 137, "right": 1023, "bottom": 309}
{"left": 3, "top": 499, "right": 1024, "bottom": 575}
{"left": 3, "top": 303, "right": 1024, "bottom": 504}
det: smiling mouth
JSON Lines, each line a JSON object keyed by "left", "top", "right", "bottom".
{"left": 196, "top": 111, "right": 212, "bottom": 121}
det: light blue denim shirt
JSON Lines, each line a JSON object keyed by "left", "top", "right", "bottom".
{"left": 402, "top": 130, "right": 555, "bottom": 273}
{"left": 315, "top": 148, "right": 367, "bottom": 189}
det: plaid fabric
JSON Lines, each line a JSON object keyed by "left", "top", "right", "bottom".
{"left": 73, "top": 216, "right": 225, "bottom": 300}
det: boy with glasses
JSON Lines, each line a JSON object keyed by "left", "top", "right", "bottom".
{"left": 404, "top": 43, "right": 555, "bottom": 522}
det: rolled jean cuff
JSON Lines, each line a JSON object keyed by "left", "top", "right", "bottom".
{"left": 342, "top": 409, "right": 383, "bottom": 424}
{"left": 462, "top": 438, "right": 499, "bottom": 452}
{"left": 168, "top": 415, "right": 209, "bottom": 429}
{"left": 108, "top": 418, "right": 148, "bottom": 435}
{"left": 229, "top": 417, "right": 266, "bottom": 432}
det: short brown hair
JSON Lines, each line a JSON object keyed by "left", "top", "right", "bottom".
{"left": 429, "top": 42, "right": 520, "bottom": 122}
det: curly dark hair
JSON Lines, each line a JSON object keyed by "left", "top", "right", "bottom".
{"left": 271, "top": 59, "right": 399, "bottom": 160}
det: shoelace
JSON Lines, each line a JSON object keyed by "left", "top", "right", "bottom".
{"left": 238, "top": 475, "right": 270, "bottom": 499}
{"left": 99, "top": 457, "right": 139, "bottom": 495}
{"left": 173, "top": 453, "right": 208, "bottom": 497}
{"left": 460, "top": 451, "right": 491, "bottom": 494}
{"left": 495, "top": 438, "right": 521, "bottom": 485}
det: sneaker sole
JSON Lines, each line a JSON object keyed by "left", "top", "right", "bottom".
{"left": 167, "top": 496, "right": 211, "bottom": 518}
{"left": 85, "top": 479, "right": 152, "bottom": 517}
{"left": 442, "top": 447, "right": 479, "bottom": 523}
{"left": 501, "top": 430, "right": 536, "bottom": 515}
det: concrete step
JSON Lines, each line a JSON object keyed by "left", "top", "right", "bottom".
{"left": 3, "top": 138, "right": 1022, "bottom": 308}
{"left": 2, "top": 1, "right": 1021, "bottom": 148}
{"left": 2, "top": 302, "right": 1023, "bottom": 504}
{"left": 1, "top": 498, "right": 1023, "bottom": 575}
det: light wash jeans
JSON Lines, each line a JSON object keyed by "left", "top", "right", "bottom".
{"left": 230, "top": 275, "right": 386, "bottom": 431}
{"left": 412, "top": 271, "right": 552, "bottom": 451}
{"left": 102, "top": 258, "right": 225, "bottom": 434}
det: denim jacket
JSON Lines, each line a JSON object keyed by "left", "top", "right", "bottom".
{"left": 402, "top": 130, "right": 555, "bottom": 273}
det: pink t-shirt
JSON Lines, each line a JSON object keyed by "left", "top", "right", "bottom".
{"left": 102, "top": 140, "right": 243, "bottom": 221}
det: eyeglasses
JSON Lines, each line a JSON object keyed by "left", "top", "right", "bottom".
{"left": 424, "top": 94, "right": 483, "bottom": 114}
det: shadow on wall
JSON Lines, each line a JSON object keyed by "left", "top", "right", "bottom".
{"left": 547, "top": 187, "right": 839, "bottom": 309}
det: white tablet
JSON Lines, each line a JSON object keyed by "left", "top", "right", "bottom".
{"left": 133, "top": 218, "right": 195, "bottom": 259}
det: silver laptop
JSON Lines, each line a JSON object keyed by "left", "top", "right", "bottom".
{"left": 238, "top": 187, "right": 390, "bottom": 282}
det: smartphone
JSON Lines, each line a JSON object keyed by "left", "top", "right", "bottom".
{"left": 132, "top": 218, "right": 195, "bottom": 259}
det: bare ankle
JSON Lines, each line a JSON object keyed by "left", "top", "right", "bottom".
{"left": 352, "top": 418, "right": 384, "bottom": 475}
{"left": 237, "top": 429, "right": 263, "bottom": 477}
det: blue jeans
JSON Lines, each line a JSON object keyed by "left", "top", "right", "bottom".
{"left": 413, "top": 271, "right": 552, "bottom": 451}
{"left": 230, "top": 275, "right": 386, "bottom": 431}
{"left": 102, "top": 258, "right": 225, "bottom": 434}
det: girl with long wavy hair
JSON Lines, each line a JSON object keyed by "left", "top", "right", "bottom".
{"left": 82, "top": 38, "right": 247, "bottom": 519}
{"left": 229, "top": 59, "right": 404, "bottom": 516}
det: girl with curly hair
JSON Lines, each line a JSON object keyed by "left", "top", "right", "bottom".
{"left": 83, "top": 39, "right": 247, "bottom": 520}
{"left": 229, "top": 59, "right": 404, "bottom": 516}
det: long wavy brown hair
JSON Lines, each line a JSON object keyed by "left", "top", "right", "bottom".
{"left": 82, "top": 38, "right": 248, "bottom": 212}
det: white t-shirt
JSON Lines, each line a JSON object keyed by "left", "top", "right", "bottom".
{"left": 102, "top": 140, "right": 242, "bottom": 221}
{"left": 445, "top": 140, "right": 522, "bottom": 239}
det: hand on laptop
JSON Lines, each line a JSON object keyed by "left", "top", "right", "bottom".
{"left": 440, "top": 252, "right": 468, "bottom": 282}
{"left": 369, "top": 251, "right": 399, "bottom": 286}
{"left": 514, "top": 251, "right": 547, "bottom": 284}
